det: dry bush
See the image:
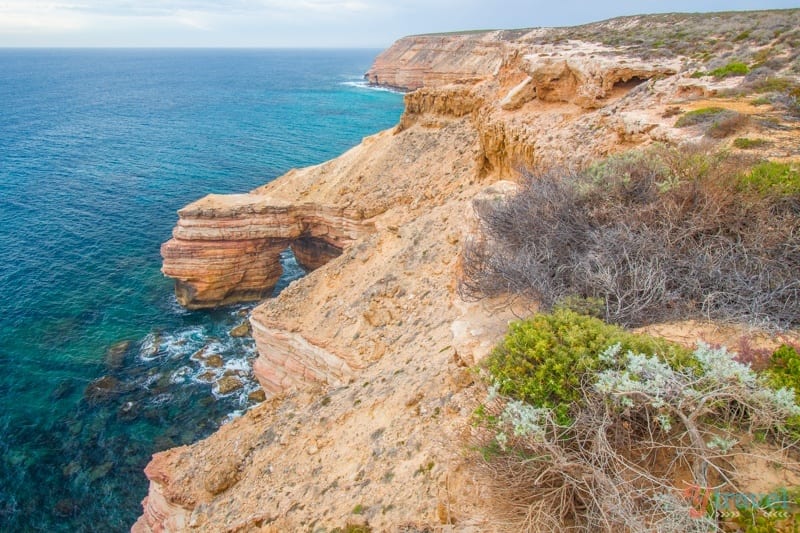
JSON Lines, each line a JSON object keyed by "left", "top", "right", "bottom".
{"left": 706, "top": 112, "right": 750, "bottom": 138}
{"left": 476, "top": 338, "right": 800, "bottom": 532}
{"left": 460, "top": 144, "right": 800, "bottom": 328}
{"left": 477, "top": 394, "right": 716, "bottom": 533}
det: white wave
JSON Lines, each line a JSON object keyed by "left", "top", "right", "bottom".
{"left": 141, "top": 373, "right": 161, "bottom": 390}
{"left": 138, "top": 332, "right": 161, "bottom": 361}
{"left": 221, "top": 410, "right": 244, "bottom": 425}
{"left": 340, "top": 80, "right": 406, "bottom": 94}
{"left": 148, "top": 392, "right": 173, "bottom": 406}
{"left": 223, "top": 357, "right": 253, "bottom": 374}
{"left": 170, "top": 366, "right": 193, "bottom": 384}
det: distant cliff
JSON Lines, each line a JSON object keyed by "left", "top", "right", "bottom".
{"left": 364, "top": 32, "right": 505, "bottom": 90}
{"left": 139, "top": 9, "right": 800, "bottom": 531}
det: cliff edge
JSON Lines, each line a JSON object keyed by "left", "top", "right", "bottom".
{"left": 142, "top": 9, "right": 800, "bottom": 532}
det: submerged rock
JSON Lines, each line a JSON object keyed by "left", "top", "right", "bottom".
{"left": 84, "top": 376, "right": 121, "bottom": 404}
{"left": 117, "top": 400, "right": 138, "bottom": 422}
{"left": 105, "top": 340, "right": 131, "bottom": 370}
{"left": 197, "top": 371, "right": 216, "bottom": 382}
{"left": 54, "top": 498, "right": 76, "bottom": 517}
{"left": 88, "top": 462, "right": 114, "bottom": 483}
{"left": 51, "top": 379, "right": 74, "bottom": 400}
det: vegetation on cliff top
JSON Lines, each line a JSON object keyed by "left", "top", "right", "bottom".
{"left": 460, "top": 144, "right": 800, "bottom": 329}
{"left": 476, "top": 310, "right": 800, "bottom": 531}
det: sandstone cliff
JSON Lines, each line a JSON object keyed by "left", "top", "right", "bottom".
{"left": 142, "top": 10, "right": 800, "bottom": 532}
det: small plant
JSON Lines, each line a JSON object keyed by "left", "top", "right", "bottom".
{"left": 710, "top": 61, "right": 751, "bottom": 78}
{"left": 733, "top": 137, "right": 769, "bottom": 149}
{"left": 766, "top": 345, "right": 800, "bottom": 393}
{"left": 554, "top": 295, "right": 605, "bottom": 318}
{"left": 706, "top": 112, "right": 748, "bottom": 138}
{"left": 331, "top": 524, "right": 372, "bottom": 533}
{"left": 751, "top": 76, "right": 797, "bottom": 94}
{"left": 675, "top": 107, "right": 730, "bottom": 127}
{"left": 738, "top": 161, "right": 800, "bottom": 196}
{"left": 352, "top": 503, "right": 365, "bottom": 515}
{"left": 673, "top": 108, "right": 748, "bottom": 138}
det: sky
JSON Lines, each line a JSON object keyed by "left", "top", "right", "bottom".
{"left": 0, "top": 0, "right": 798, "bottom": 48}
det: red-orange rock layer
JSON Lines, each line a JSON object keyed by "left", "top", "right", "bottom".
{"left": 160, "top": 195, "right": 375, "bottom": 309}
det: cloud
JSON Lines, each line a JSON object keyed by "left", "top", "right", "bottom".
{"left": 1, "top": 0, "right": 798, "bottom": 47}
{"left": 0, "top": 2, "right": 86, "bottom": 33}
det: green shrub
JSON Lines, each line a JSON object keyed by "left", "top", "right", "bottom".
{"left": 706, "top": 112, "right": 749, "bottom": 138}
{"left": 675, "top": 107, "right": 729, "bottom": 127}
{"left": 485, "top": 309, "right": 690, "bottom": 423}
{"left": 733, "top": 137, "right": 770, "bottom": 149}
{"left": 554, "top": 295, "right": 605, "bottom": 318}
{"left": 752, "top": 76, "right": 795, "bottom": 94}
{"left": 763, "top": 344, "right": 800, "bottom": 438}
{"left": 331, "top": 525, "right": 372, "bottom": 533}
{"left": 739, "top": 161, "right": 800, "bottom": 196}
{"left": 766, "top": 345, "right": 800, "bottom": 392}
{"left": 710, "top": 61, "right": 751, "bottom": 78}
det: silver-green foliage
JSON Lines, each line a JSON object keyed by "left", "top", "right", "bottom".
{"left": 483, "top": 340, "right": 800, "bottom": 531}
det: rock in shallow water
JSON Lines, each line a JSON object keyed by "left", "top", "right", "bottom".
{"left": 247, "top": 389, "right": 266, "bottom": 403}
{"left": 116, "top": 400, "right": 138, "bottom": 422}
{"left": 204, "top": 354, "right": 224, "bottom": 368}
{"left": 215, "top": 376, "right": 243, "bottom": 395}
{"left": 229, "top": 321, "right": 251, "bottom": 338}
{"left": 105, "top": 340, "right": 131, "bottom": 370}
{"left": 88, "top": 461, "right": 114, "bottom": 483}
{"left": 84, "top": 376, "right": 121, "bottom": 404}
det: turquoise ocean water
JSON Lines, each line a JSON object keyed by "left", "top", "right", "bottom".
{"left": 0, "top": 49, "right": 403, "bottom": 531}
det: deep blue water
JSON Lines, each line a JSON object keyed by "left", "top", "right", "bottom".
{"left": 0, "top": 49, "right": 403, "bottom": 531}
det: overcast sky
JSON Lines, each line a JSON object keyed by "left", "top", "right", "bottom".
{"left": 1, "top": 0, "right": 797, "bottom": 48}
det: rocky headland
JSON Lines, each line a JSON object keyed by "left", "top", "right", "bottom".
{"left": 139, "top": 9, "right": 800, "bottom": 531}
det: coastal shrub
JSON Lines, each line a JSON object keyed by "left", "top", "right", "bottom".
{"left": 477, "top": 318, "right": 800, "bottom": 531}
{"left": 738, "top": 161, "right": 800, "bottom": 196}
{"left": 766, "top": 344, "right": 800, "bottom": 394}
{"left": 733, "top": 137, "right": 770, "bottom": 149}
{"left": 675, "top": 107, "right": 730, "bottom": 127}
{"left": 485, "top": 309, "right": 690, "bottom": 423}
{"left": 710, "top": 60, "right": 751, "bottom": 78}
{"left": 744, "top": 76, "right": 800, "bottom": 117}
{"left": 705, "top": 111, "right": 749, "bottom": 138}
{"left": 460, "top": 144, "right": 800, "bottom": 328}
{"left": 675, "top": 107, "right": 748, "bottom": 138}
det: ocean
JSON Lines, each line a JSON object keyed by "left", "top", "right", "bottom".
{"left": 0, "top": 48, "right": 404, "bottom": 531}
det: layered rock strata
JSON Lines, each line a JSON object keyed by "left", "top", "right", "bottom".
{"left": 161, "top": 196, "right": 372, "bottom": 309}
{"left": 145, "top": 10, "right": 800, "bottom": 531}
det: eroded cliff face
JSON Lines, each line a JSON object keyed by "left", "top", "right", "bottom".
{"left": 144, "top": 12, "right": 800, "bottom": 532}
